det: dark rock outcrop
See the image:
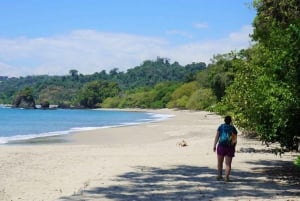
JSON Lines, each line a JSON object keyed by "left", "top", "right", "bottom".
{"left": 13, "top": 95, "right": 36, "bottom": 109}
{"left": 40, "top": 101, "right": 50, "bottom": 109}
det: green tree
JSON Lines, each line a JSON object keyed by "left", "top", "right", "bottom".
{"left": 148, "top": 82, "right": 180, "bottom": 108}
{"left": 38, "top": 85, "right": 77, "bottom": 105}
{"left": 69, "top": 69, "right": 78, "bottom": 77}
{"left": 13, "top": 87, "right": 36, "bottom": 108}
{"left": 219, "top": 0, "right": 300, "bottom": 150}
{"left": 105, "top": 82, "right": 179, "bottom": 109}
{"left": 167, "top": 82, "right": 198, "bottom": 109}
{"left": 252, "top": 0, "right": 300, "bottom": 150}
{"left": 0, "top": 58, "right": 205, "bottom": 105}
{"left": 211, "top": 54, "right": 239, "bottom": 100}
{"left": 186, "top": 88, "right": 217, "bottom": 110}
{"left": 101, "top": 97, "right": 120, "bottom": 108}
{"left": 77, "top": 80, "right": 120, "bottom": 108}
{"left": 18, "top": 87, "right": 35, "bottom": 100}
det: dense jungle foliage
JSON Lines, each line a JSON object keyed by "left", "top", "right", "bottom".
{"left": 0, "top": 57, "right": 208, "bottom": 109}
{"left": 0, "top": 0, "right": 299, "bottom": 151}
{"left": 217, "top": 0, "right": 300, "bottom": 151}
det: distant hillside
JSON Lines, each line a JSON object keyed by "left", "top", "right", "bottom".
{"left": 0, "top": 76, "right": 8, "bottom": 81}
{"left": 0, "top": 58, "right": 206, "bottom": 105}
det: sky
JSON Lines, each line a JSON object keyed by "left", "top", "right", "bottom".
{"left": 0, "top": 0, "right": 256, "bottom": 77}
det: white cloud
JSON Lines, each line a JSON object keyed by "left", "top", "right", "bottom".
{"left": 165, "top": 30, "right": 194, "bottom": 39}
{"left": 193, "top": 22, "right": 208, "bottom": 29}
{"left": 0, "top": 31, "right": 167, "bottom": 76}
{"left": 229, "top": 25, "right": 253, "bottom": 43}
{"left": 0, "top": 26, "right": 253, "bottom": 77}
{"left": 160, "top": 25, "right": 253, "bottom": 65}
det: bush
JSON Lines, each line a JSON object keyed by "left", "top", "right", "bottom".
{"left": 167, "top": 81, "right": 197, "bottom": 109}
{"left": 294, "top": 156, "right": 300, "bottom": 168}
{"left": 186, "top": 88, "right": 217, "bottom": 110}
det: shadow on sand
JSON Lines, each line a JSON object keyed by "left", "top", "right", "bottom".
{"left": 60, "top": 161, "right": 300, "bottom": 200}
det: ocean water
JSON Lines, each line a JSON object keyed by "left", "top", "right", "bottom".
{"left": 0, "top": 107, "right": 171, "bottom": 144}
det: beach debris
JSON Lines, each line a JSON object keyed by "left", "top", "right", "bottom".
{"left": 55, "top": 188, "right": 63, "bottom": 193}
{"left": 239, "top": 147, "right": 256, "bottom": 153}
{"left": 177, "top": 139, "right": 188, "bottom": 147}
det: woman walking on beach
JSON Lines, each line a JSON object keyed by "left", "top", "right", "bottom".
{"left": 213, "top": 116, "right": 238, "bottom": 182}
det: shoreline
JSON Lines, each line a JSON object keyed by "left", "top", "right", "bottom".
{"left": 0, "top": 109, "right": 299, "bottom": 200}
{"left": 1, "top": 108, "right": 172, "bottom": 145}
{"left": 69, "top": 108, "right": 180, "bottom": 146}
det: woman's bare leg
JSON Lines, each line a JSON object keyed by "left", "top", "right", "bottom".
{"left": 217, "top": 155, "right": 224, "bottom": 178}
{"left": 225, "top": 156, "right": 233, "bottom": 180}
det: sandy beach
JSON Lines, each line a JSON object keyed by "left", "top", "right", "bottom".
{"left": 0, "top": 109, "right": 299, "bottom": 201}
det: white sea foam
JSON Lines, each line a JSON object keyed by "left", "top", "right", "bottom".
{"left": 0, "top": 104, "right": 11, "bottom": 108}
{"left": 0, "top": 130, "right": 70, "bottom": 144}
{"left": 0, "top": 126, "right": 111, "bottom": 144}
{"left": 146, "top": 113, "right": 174, "bottom": 121}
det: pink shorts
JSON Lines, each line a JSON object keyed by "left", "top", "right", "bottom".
{"left": 217, "top": 145, "right": 235, "bottom": 157}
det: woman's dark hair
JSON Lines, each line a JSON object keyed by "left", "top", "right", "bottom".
{"left": 224, "top": 116, "right": 232, "bottom": 124}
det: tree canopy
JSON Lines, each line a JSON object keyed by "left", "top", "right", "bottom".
{"left": 217, "top": 0, "right": 300, "bottom": 151}
{"left": 0, "top": 58, "right": 206, "bottom": 108}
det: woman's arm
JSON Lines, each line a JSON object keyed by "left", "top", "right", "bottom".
{"left": 213, "top": 131, "right": 220, "bottom": 152}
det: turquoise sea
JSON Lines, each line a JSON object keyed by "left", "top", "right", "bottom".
{"left": 0, "top": 106, "right": 171, "bottom": 144}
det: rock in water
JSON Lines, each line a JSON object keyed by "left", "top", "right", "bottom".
{"left": 13, "top": 95, "right": 36, "bottom": 109}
